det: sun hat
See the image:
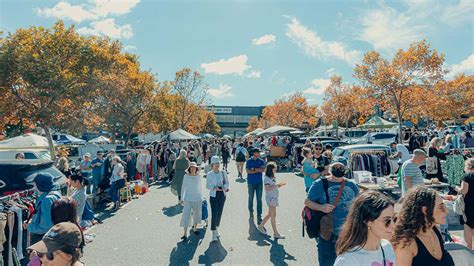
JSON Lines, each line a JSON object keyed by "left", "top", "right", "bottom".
{"left": 27, "top": 222, "right": 83, "bottom": 254}
{"left": 187, "top": 162, "right": 199, "bottom": 172}
{"left": 210, "top": 156, "right": 220, "bottom": 165}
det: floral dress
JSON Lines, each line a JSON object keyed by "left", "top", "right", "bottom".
{"left": 264, "top": 176, "right": 279, "bottom": 207}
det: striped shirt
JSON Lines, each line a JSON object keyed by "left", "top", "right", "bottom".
{"left": 401, "top": 159, "right": 424, "bottom": 197}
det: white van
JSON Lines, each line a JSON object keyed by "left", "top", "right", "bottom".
{"left": 0, "top": 149, "right": 51, "bottom": 160}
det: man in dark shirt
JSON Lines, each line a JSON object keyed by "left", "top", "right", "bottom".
{"left": 313, "top": 142, "right": 330, "bottom": 175}
{"left": 245, "top": 148, "right": 266, "bottom": 224}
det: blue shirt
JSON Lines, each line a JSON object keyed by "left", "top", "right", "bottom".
{"left": 303, "top": 160, "right": 319, "bottom": 189}
{"left": 91, "top": 157, "right": 104, "bottom": 177}
{"left": 307, "top": 178, "right": 359, "bottom": 236}
{"left": 246, "top": 157, "right": 265, "bottom": 184}
{"left": 28, "top": 191, "right": 61, "bottom": 234}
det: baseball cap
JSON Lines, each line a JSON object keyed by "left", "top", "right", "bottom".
{"left": 252, "top": 148, "right": 261, "bottom": 154}
{"left": 210, "top": 156, "right": 220, "bottom": 165}
{"left": 27, "top": 222, "right": 83, "bottom": 254}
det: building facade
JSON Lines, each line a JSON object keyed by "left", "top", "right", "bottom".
{"left": 206, "top": 106, "right": 265, "bottom": 137}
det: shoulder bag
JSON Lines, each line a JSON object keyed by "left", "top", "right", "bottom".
{"left": 319, "top": 178, "right": 346, "bottom": 241}
{"left": 302, "top": 179, "right": 329, "bottom": 238}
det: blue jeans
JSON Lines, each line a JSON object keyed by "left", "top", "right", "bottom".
{"left": 92, "top": 173, "right": 101, "bottom": 195}
{"left": 82, "top": 172, "right": 92, "bottom": 194}
{"left": 317, "top": 236, "right": 337, "bottom": 266}
{"left": 109, "top": 181, "right": 119, "bottom": 203}
{"left": 247, "top": 182, "right": 263, "bottom": 220}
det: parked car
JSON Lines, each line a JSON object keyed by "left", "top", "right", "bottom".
{"left": 0, "top": 160, "right": 68, "bottom": 196}
{"left": 332, "top": 144, "right": 391, "bottom": 162}
{"left": 350, "top": 132, "right": 397, "bottom": 145}
{"left": 0, "top": 149, "right": 51, "bottom": 160}
{"left": 320, "top": 140, "right": 349, "bottom": 149}
{"left": 295, "top": 136, "right": 337, "bottom": 144}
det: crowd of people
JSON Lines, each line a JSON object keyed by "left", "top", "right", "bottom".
{"left": 11, "top": 125, "right": 473, "bottom": 265}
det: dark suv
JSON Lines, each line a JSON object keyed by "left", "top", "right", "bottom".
{"left": 0, "top": 160, "right": 68, "bottom": 196}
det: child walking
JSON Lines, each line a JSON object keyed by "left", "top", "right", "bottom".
{"left": 257, "top": 162, "right": 286, "bottom": 239}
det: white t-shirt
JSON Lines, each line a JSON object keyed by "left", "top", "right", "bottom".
{"left": 396, "top": 144, "right": 410, "bottom": 163}
{"left": 334, "top": 239, "right": 396, "bottom": 266}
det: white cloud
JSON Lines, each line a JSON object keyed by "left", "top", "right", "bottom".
{"left": 448, "top": 54, "right": 474, "bottom": 78}
{"left": 326, "top": 68, "right": 337, "bottom": 77}
{"left": 285, "top": 17, "right": 361, "bottom": 65}
{"left": 91, "top": 0, "right": 140, "bottom": 17}
{"left": 441, "top": 0, "right": 474, "bottom": 26}
{"left": 246, "top": 70, "right": 261, "bottom": 78}
{"left": 359, "top": 6, "right": 425, "bottom": 52}
{"left": 281, "top": 91, "right": 296, "bottom": 99}
{"left": 208, "top": 83, "right": 234, "bottom": 98}
{"left": 201, "top": 55, "right": 261, "bottom": 78}
{"left": 303, "top": 78, "right": 330, "bottom": 95}
{"left": 36, "top": 0, "right": 140, "bottom": 22}
{"left": 35, "top": 2, "right": 97, "bottom": 22}
{"left": 77, "top": 18, "right": 133, "bottom": 39}
{"left": 252, "top": 34, "right": 276, "bottom": 45}
{"left": 123, "top": 45, "right": 137, "bottom": 50}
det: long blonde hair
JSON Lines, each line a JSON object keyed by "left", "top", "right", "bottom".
{"left": 429, "top": 137, "right": 442, "bottom": 148}
{"left": 465, "top": 158, "right": 474, "bottom": 173}
{"left": 178, "top": 149, "right": 187, "bottom": 159}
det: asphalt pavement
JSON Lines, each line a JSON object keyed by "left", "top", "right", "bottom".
{"left": 82, "top": 160, "right": 318, "bottom": 265}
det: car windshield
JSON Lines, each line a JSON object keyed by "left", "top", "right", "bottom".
{"left": 333, "top": 148, "right": 345, "bottom": 157}
{"left": 38, "top": 151, "right": 52, "bottom": 160}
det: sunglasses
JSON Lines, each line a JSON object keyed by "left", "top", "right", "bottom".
{"left": 314, "top": 148, "right": 322, "bottom": 150}
{"left": 382, "top": 216, "right": 397, "bottom": 227}
{"left": 37, "top": 252, "right": 54, "bottom": 260}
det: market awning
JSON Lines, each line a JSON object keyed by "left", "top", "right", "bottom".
{"left": 358, "top": 116, "right": 397, "bottom": 129}
{"left": 257, "top": 125, "right": 298, "bottom": 136}
{"left": 0, "top": 133, "right": 53, "bottom": 149}
{"left": 163, "top": 129, "right": 199, "bottom": 141}
{"left": 88, "top": 136, "right": 111, "bottom": 144}
{"left": 55, "top": 134, "right": 86, "bottom": 145}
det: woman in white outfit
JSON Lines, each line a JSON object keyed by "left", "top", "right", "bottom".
{"left": 179, "top": 162, "right": 202, "bottom": 240}
{"left": 206, "top": 156, "right": 230, "bottom": 242}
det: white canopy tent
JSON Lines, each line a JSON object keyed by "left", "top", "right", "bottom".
{"left": 163, "top": 129, "right": 199, "bottom": 141}
{"left": 257, "top": 125, "right": 298, "bottom": 136}
{"left": 88, "top": 136, "right": 111, "bottom": 144}
{"left": 0, "top": 133, "right": 53, "bottom": 149}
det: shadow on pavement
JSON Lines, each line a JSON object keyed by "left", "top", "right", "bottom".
{"left": 169, "top": 228, "right": 206, "bottom": 265}
{"left": 270, "top": 240, "right": 297, "bottom": 266}
{"left": 235, "top": 178, "right": 246, "bottom": 184}
{"left": 247, "top": 218, "right": 271, "bottom": 247}
{"left": 162, "top": 203, "right": 183, "bottom": 217}
{"left": 197, "top": 240, "right": 228, "bottom": 265}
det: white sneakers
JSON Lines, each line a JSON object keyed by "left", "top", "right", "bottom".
{"left": 216, "top": 227, "right": 221, "bottom": 238}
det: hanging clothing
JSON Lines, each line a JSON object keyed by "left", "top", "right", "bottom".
{"left": 445, "top": 155, "right": 465, "bottom": 186}
{"left": 350, "top": 153, "right": 391, "bottom": 177}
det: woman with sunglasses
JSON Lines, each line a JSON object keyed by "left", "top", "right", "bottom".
{"left": 27, "top": 222, "right": 84, "bottom": 266}
{"left": 392, "top": 187, "right": 454, "bottom": 266}
{"left": 334, "top": 191, "right": 396, "bottom": 265}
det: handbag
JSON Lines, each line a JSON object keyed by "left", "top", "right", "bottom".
{"left": 426, "top": 157, "right": 438, "bottom": 174}
{"left": 453, "top": 194, "right": 467, "bottom": 222}
{"left": 319, "top": 179, "right": 346, "bottom": 241}
{"left": 302, "top": 179, "right": 329, "bottom": 238}
{"left": 114, "top": 178, "right": 126, "bottom": 190}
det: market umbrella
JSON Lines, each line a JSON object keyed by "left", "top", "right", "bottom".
{"left": 289, "top": 130, "right": 305, "bottom": 135}
{"left": 164, "top": 129, "right": 199, "bottom": 141}
{"left": 257, "top": 125, "right": 298, "bottom": 136}
{"left": 358, "top": 116, "right": 397, "bottom": 129}
{"left": 201, "top": 133, "right": 214, "bottom": 139}
{"left": 222, "top": 135, "right": 232, "bottom": 139}
{"left": 0, "top": 133, "right": 53, "bottom": 149}
{"left": 55, "top": 134, "right": 86, "bottom": 145}
{"left": 249, "top": 128, "right": 264, "bottom": 135}
{"left": 88, "top": 136, "right": 111, "bottom": 144}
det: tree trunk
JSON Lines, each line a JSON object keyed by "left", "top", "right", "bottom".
{"left": 397, "top": 113, "right": 403, "bottom": 144}
{"left": 43, "top": 126, "right": 56, "bottom": 162}
{"left": 125, "top": 127, "right": 133, "bottom": 148}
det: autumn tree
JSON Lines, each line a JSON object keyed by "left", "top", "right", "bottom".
{"left": 259, "top": 93, "right": 318, "bottom": 128}
{"left": 171, "top": 68, "right": 209, "bottom": 129}
{"left": 99, "top": 53, "right": 156, "bottom": 145}
{"left": 322, "top": 76, "right": 375, "bottom": 131}
{"left": 246, "top": 116, "right": 260, "bottom": 132}
{"left": 354, "top": 40, "right": 444, "bottom": 142}
{"left": 0, "top": 21, "right": 117, "bottom": 156}
{"left": 427, "top": 74, "right": 474, "bottom": 124}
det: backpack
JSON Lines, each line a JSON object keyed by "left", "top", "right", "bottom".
{"left": 302, "top": 179, "right": 329, "bottom": 238}
{"left": 236, "top": 149, "right": 246, "bottom": 161}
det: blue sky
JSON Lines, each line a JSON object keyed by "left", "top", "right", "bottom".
{"left": 1, "top": 0, "right": 473, "bottom": 106}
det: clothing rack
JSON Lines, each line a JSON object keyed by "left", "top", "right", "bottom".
{"left": 0, "top": 188, "right": 36, "bottom": 203}
{"left": 348, "top": 149, "right": 390, "bottom": 178}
